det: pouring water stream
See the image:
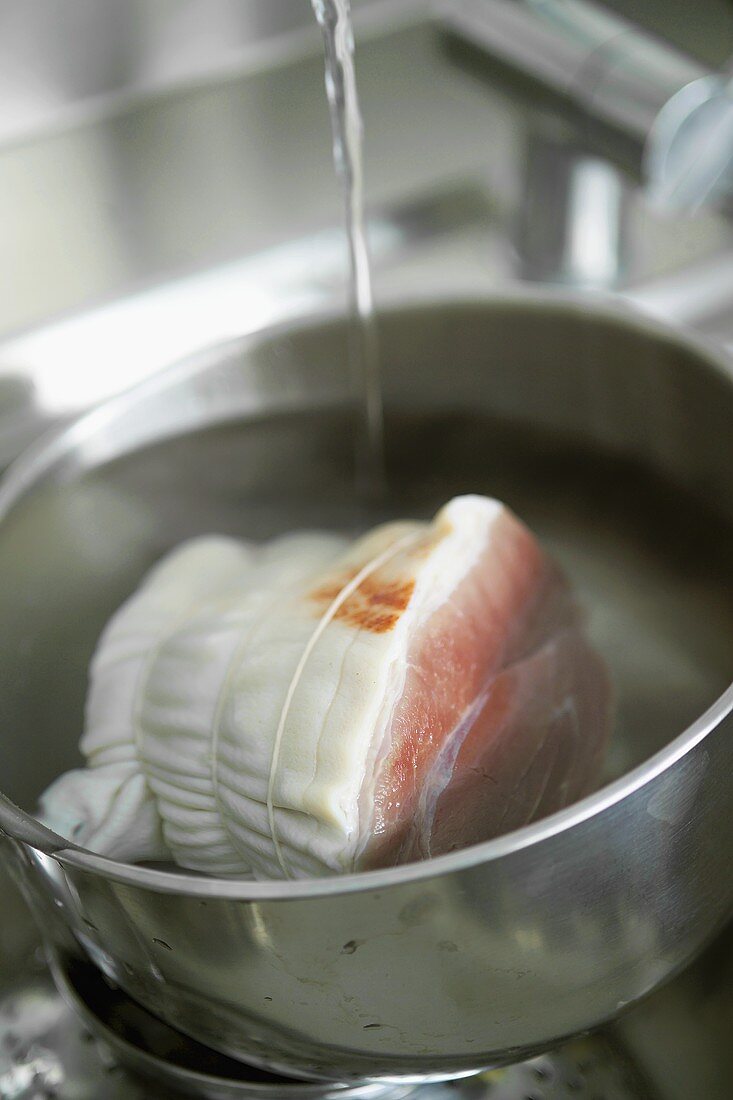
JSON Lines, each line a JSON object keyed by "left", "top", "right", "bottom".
{"left": 312, "top": 0, "right": 385, "bottom": 499}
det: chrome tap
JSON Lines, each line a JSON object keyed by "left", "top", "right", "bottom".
{"left": 645, "top": 60, "right": 733, "bottom": 211}
{"left": 440, "top": 0, "right": 733, "bottom": 214}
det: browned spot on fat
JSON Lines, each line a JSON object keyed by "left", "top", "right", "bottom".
{"left": 339, "top": 608, "right": 400, "bottom": 633}
{"left": 306, "top": 523, "right": 451, "bottom": 634}
{"left": 309, "top": 574, "right": 416, "bottom": 634}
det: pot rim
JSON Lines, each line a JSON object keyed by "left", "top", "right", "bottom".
{"left": 2, "top": 286, "right": 732, "bottom": 898}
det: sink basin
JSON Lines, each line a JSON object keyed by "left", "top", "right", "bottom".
{"left": 1, "top": 6, "right": 732, "bottom": 462}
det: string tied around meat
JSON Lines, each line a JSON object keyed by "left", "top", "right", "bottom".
{"left": 266, "top": 529, "right": 422, "bottom": 878}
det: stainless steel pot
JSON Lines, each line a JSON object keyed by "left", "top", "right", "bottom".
{"left": 0, "top": 293, "right": 732, "bottom": 1082}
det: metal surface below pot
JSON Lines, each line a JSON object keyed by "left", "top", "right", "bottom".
{"left": 0, "top": 293, "right": 732, "bottom": 1081}
{"left": 46, "top": 950, "right": 406, "bottom": 1100}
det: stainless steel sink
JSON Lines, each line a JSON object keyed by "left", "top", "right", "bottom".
{"left": 1, "top": 3, "right": 733, "bottom": 459}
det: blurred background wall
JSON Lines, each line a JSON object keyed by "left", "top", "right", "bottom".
{"left": 1, "top": 1, "right": 732, "bottom": 146}
{"left": 0, "top": 0, "right": 378, "bottom": 143}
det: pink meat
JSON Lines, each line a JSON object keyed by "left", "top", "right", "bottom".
{"left": 361, "top": 509, "right": 610, "bottom": 868}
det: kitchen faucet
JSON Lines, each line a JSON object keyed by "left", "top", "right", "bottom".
{"left": 441, "top": 0, "right": 733, "bottom": 213}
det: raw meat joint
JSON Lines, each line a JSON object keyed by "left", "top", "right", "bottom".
{"left": 39, "top": 495, "right": 612, "bottom": 880}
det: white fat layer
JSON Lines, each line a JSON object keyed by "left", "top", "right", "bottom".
{"left": 139, "top": 531, "right": 348, "bottom": 874}
{"left": 211, "top": 496, "right": 502, "bottom": 878}
{"left": 39, "top": 537, "right": 256, "bottom": 859}
{"left": 39, "top": 496, "right": 506, "bottom": 879}
{"left": 40, "top": 534, "right": 344, "bottom": 867}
